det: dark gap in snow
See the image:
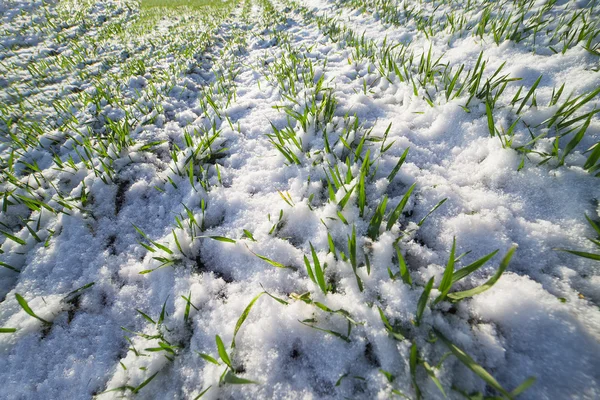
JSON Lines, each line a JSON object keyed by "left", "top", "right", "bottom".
{"left": 114, "top": 179, "right": 131, "bottom": 216}
{"left": 363, "top": 342, "right": 379, "bottom": 368}
{"left": 106, "top": 235, "right": 117, "bottom": 255}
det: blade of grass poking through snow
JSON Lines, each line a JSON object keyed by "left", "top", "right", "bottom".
{"left": 410, "top": 343, "right": 422, "bottom": 400}
{"left": 15, "top": 293, "right": 51, "bottom": 324}
{"left": 510, "top": 377, "right": 537, "bottom": 397}
{"left": 336, "top": 373, "right": 350, "bottom": 386}
{"left": 223, "top": 371, "right": 259, "bottom": 384}
{"left": 585, "top": 214, "right": 600, "bottom": 237}
{"left": 559, "top": 114, "right": 592, "bottom": 165}
{"left": 299, "top": 319, "right": 351, "bottom": 342}
{"left": 197, "top": 352, "right": 220, "bottom": 365}
{"left": 99, "top": 385, "right": 136, "bottom": 395}
{"left": 0, "top": 261, "right": 20, "bottom": 272}
{"left": 386, "top": 183, "right": 416, "bottom": 231}
{"left": 377, "top": 306, "right": 405, "bottom": 341}
{"left": 348, "top": 225, "right": 363, "bottom": 292}
{"left": 304, "top": 254, "right": 317, "bottom": 283}
{"left": 368, "top": 196, "right": 388, "bottom": 240}
{"left": 0, "top": 229, "right": 27, "bottom": 246}
{"left": 182, "top": 292, "right": 198, "bottom": 323}
{"left": 194, "top": 386, "right": 212, "bottom": 399}
{"left": 554, "top": 249, "right": 600, "bottom": 261}
{"left": 422, "top": 360, "right": 447, "bottom": 398}
{"left": 310, "top": 242, "right": 328, "bottom": 294}
{"left": 418, "top": 198, "right": 447, "bottom": 227}
{"left": 447, "top": 246, "right": 516, "bottom": 301}
{"left": 245, "top": 245, "right": 290, "bottom": 269}
{"left": 434, "top": 328, "right": 513, "bottom": 398}
{"left": 136, "top": 309, "right": 156, "bottom": 325}
{"left": 338, "top": 185, "right": 356, "bottom": 210}
{"left": 387, "top": 147, "right": 409, "bottom": 182}
{"left": 215, "top": 335, "right": 232, "bottom": 368}
{"left": 583, "top": 142, "right": 600, "bottom": 172}
{"left": 485, "top": 100, "right": 496, "bottom": 137}
{"left": 243, "top": 230, "right": 256, "bottom": 241}
{"left": 133, "top": 224, "right": 173, "bottom": 254}
{"left": 415, "top": 277, "right": 434, "bottom": 326}
{"left": 172, "top": 230, "right": 184, "bottom": 256}
{"left": 379, "top": 369, "right": 395, "bottom": 383}
{"left": 133, "top": 371, "right": 160, "bottom": 394}
{"left": 451, "top": 250, "right": 499, "bottom": 283}
{"left": 259, "top": 284, "right": 289, "bottom": 305}
{"left": 516, "top": 74, "right": 542, "bottom": 114}
{"left": 20, "top": 219, "right": 41, "bottom": 243}
{"left": 358, "top": 151, "right": 369, "bottom": 217}
{"left": 312, "top": 302, "right": 361, "bottom": 326}
{"left": 0, "top": 328, "right": 17, "bottom": 333}
{"left": 63, "top": 282, "right": 95, "bottom": 303}
{"left": 395, "top": 245, "right": 412, "bottom": 285}
{"left": 198, "top": 235, "right": 236, "bottom": 243}
{"left": 328, "top": 232, "right": 337, "bottom": 259}
{"left": 433, "top": 237, "right": 456, "bottom": 305}
{"left": 231, "top": 292, "right": 265, "bottom": 348}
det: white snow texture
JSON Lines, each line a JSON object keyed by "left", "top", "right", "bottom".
{"left": 0, "top": 0, "right": 599, "bottom": 399}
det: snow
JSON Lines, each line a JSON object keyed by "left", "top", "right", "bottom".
{"left": 0, "top": 0, "right": 599, "bottom": 399}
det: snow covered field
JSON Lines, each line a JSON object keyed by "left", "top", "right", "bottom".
{"left": 1, "top": 0, "right": 599, "bottom": 398}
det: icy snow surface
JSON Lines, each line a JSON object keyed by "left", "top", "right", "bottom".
{"left": 1, "top": 0, "right": 599, "bottom": 399}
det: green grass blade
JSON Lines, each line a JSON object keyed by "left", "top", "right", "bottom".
{"left": 0, "top": 261, "right": 20, "bottom": 272}
{"left": 485, "top": 100, "right": 495, "bottom": 137}
{"left": 15, "top": 293, "right": 50, "bottom": 324}
{"left": 327, "top": 232, "right": 337, "bottom": 258}
{"left": 338, "top": 185, "right": 356, "bottom": 210}
{"left": 197, "top": 352, "right": 220, "bottom": 365}
{"left": 434, "top": 328, "right": 512, "bottom": 398}
{"left": 583, "top": 143, "right": 600, "bottom": 171}
{"left": 368, "top": 196, "right": 388, "bottom": 240}
{"left": 415, "top": 277, "right": 434, "bottom": 326}
{"left": 133, "top": 371, "right": 159, "bottom": 394}
{"left": 447, "top": 246, "right": 516, "bottom": 300}
{"left": 516, "top": 75, "right": 542, "bottom": 114}
{"left": 304, "top": 255, "right": 316, "bottom": 283}
{"left": 422, "top": 361, "right": 447, "bottom": 397}
{"left": 555, "top": 248, "right": 600, "bottom": 261}
{"left": 377, "top": 305, "right": 406, "bottom": 341}
{"left": 136, "top": 309, "right": 156, "bottom": 325}
{"left": 223, "top": 371, "right": 259, "bottom": 384}
{"left": 417, "top": 198, "right": 447, "bottom": 227}
{"left": 410, "top": 342, "right": 422, "bottom": 399}
{"left": 584, "top": 214, "right": 600, "bottom": 237}
{"left": 199, "top": 235, "right": 236, "bottom": 243}
{"left": 246, "top": 245, "right": 290, "bottom": 269}
{"left": 395, "top": 245, "right": 412, "bottom": 285}
{"left": 151, "top": 240, "right": 173, "bottom": 254}
{"left": 386, "top": 183, "right": 416, "bottom": 231}
{"left": 451, "top": 250, "right": 498, "bottom": 283}
{"left": 232, "top": 292, "right": 265, "bottom": 348}
{"left": 299, "top": 320, "right": 351, "bottom": 342}
{"left": 194, "top": 386, "right": 212, "bottom": 399}
{"left": 511, "top": 377, "right": 536, "bottom": 397}
{"left": 387, "top": 148, "right": 409, "bottom": 182}
{"left": 311, "top": 242, "right": 327, "bottom": 293}
{"left": 560, "top": 115, "right": 592, "bottom": 165}
{"left": 434, "top": 237, "right": 456, "bottom": 305}
{"left": 243, "top": 230, "right": 256, "bottom": 241}
{"left": 0, "top": 229, "right": 26, "bottom": 245}
{"left": 216, "top": 335, "right": 232, "bottom": 368}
